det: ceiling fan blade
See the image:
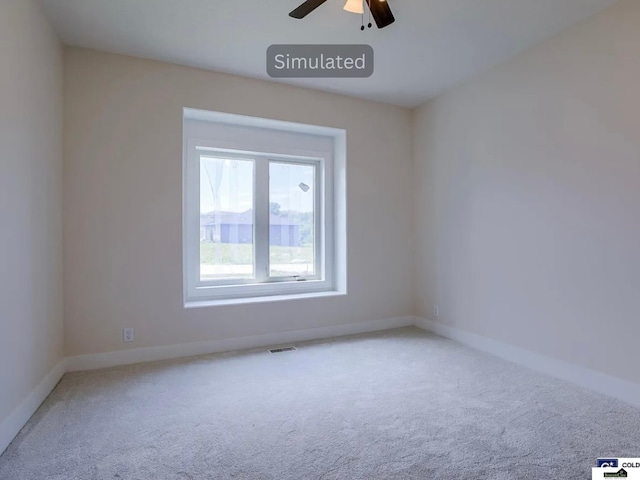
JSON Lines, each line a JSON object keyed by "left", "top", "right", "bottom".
{"left": 289, "top": 0, "right": 328, "bottom": 19}
{"left": 369, "top": 0, "right": 395, "bottom": 29}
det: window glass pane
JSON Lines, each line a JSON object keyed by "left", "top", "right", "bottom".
{"left": 200, "top": 156, "right": 254, "bottom": 281}
{"left": 269, "top": 162, "right": 315, "bottom": 278}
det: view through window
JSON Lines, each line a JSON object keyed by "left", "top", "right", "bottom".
{"left": 199, "top": 156, "right": 317, "bottom": 283}
{"left": 269, "top": 162, "right": 315, "bottom": 278}
{"left": 199, "top": 156, "right": 255, "bottom": 281}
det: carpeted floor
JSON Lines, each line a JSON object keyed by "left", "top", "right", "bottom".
{"left": 1, "top": 327, "right": 639, "bottom": 479}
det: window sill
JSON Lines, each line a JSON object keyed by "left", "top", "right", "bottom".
{"left": 184, "top": 290, "right": 346, "bottom": 309}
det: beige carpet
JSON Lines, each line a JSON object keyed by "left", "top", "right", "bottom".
{"left": 1, "top": 327, "right": 639, "bottom": 479}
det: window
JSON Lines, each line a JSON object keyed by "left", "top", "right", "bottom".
{"left": 183, "top": 109, "right": 346, "bottom": 305}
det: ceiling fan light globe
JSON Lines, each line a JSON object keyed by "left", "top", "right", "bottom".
{"left": 343, "top": 0, "right": 364, "bottom": 14}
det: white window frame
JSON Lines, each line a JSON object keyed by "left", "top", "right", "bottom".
{"left": 183, "top": 109, "right": 347, "bottom": 307}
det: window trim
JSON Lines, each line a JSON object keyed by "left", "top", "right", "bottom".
{"left": 182, "top": 109, "right": 346, "bottom": 307}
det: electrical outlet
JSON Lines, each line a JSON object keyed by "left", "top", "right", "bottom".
{"left": 433, "top": 305, "right": 440, "bottom": 317}
{"left": 123, "top": 328, "right": 134, "bottom": 343}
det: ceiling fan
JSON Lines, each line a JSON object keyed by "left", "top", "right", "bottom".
{"left": 289, "top": 0, "right": 395, "bottom": 29}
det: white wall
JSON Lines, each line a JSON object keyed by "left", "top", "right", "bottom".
{"left": 0, "top": 0, "right": 64, "bottom": 430}
{"left": 63, "top": 48, "right": 413, "bottom": 357}
{"left": 413, "top": 0, "right": 640, "bottom": 384}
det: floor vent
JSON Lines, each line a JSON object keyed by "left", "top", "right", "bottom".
{"left": 269, "top": 346, "right": 297, "bottom": 354}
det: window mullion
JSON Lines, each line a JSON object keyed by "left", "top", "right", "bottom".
{"left": 254, "top": 159, "right": 270, "bottom": 282}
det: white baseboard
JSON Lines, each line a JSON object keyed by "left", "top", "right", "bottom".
{"left": 415, "top": 317, "right": 640, "bottom": 408}
{"left": 0, "top": 360, "right": 66, "bottom": 455}
{"left": 66, "top": 316, "right": 415, "bottom": 372}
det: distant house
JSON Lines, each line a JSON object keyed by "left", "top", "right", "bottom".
{"left": 200, "top": 210, "right": 303, "bottom": 247}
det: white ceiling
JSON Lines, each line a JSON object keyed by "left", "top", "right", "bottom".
{"left": 39, "top": 0, "right": 618, "bottom": 107}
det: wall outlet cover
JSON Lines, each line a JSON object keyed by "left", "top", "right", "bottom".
{"left": 123, "top": 328, "right": 134, "bottom": 342}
